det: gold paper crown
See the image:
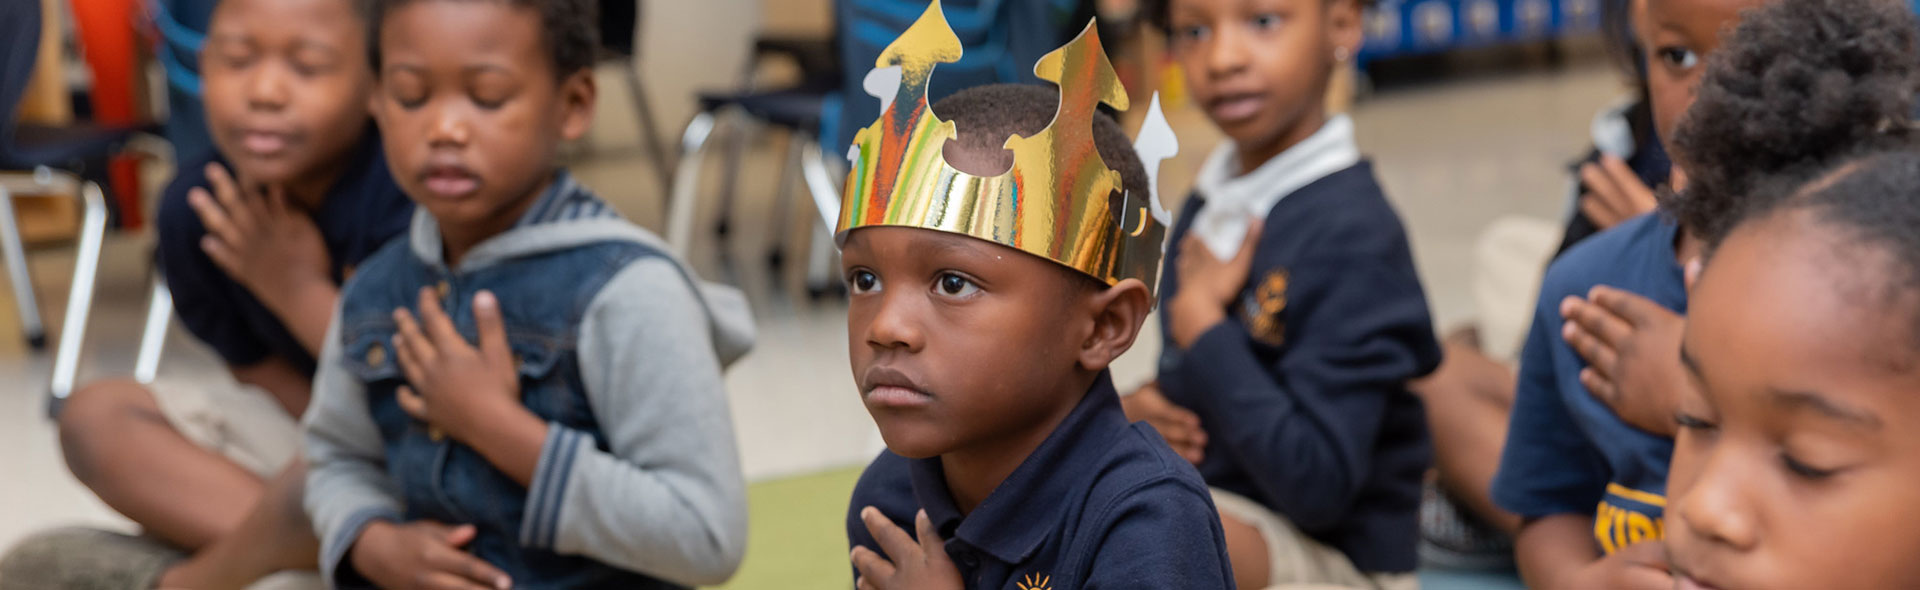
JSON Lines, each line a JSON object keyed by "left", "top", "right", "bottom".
{"left": 835, "top": 0, "right": 1176, "bottom": 292}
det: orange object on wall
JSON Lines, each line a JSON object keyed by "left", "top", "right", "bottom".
{"left": 68, "top": 0, "right": 146, "bottom": 228}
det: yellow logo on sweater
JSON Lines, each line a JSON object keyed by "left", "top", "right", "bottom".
{"left": 1595, "top": 483, "right": 1666, "bottom": 554}
{"left": 1238, "top": 269, "right": 1290, "bottom": 346}
{"left": 1017, "top": 573, "right": 1053, "bottom": 590}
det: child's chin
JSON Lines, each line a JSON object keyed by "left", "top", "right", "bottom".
{"left": 874, "top": 423, "right": 952, "bottom": 459}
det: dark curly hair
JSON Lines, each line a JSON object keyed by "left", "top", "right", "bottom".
{"left": 1669, "top": 0, "right": 1920, "bottom": 245}
{"left": 1142, "top": 0, "right": 1377, "bottom": 34}
{"left": 366, "top": 0, "right": 598, "bottom": 80}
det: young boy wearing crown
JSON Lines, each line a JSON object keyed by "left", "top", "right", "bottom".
{"left": 841, "top": 4, "right": 1234, "bottom": 589}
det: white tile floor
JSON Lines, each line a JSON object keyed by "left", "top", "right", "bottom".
{"left": 0, "top": 53, "right": 1624, "bottom": 556}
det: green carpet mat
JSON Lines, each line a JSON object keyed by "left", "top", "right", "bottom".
{"left": 713, "top": 466, "right": 864, "bottom": 590}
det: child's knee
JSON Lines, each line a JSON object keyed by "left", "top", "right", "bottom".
{"left": 56, "top": 380, "right": 162, "bottom": 470}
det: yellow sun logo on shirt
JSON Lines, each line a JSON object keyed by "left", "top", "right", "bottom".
{"left": 1017, "top": 573, "right": 1052, "bottom": 590}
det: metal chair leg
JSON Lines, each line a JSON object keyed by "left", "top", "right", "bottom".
{"left": 765, "top": 131, "right": 806, "bottom": 274}
{"left": 0, "top": 185, "right": 46, "bottom": 349}
{"left": 621, "top": 60, "right": 675, "bottom": 197}
{"left": 134, "top": 273, "right": 171, "bottom": 385}
{"left": 48, "top": 180, "right": 108, "bottom": 418}
{"left": 799, "top": 140, "right": 845, "bottom": 298}
{"left": 666, "top": 111, "right": 718, "bottom": 256}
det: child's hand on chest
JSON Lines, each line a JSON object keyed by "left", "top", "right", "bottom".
{"left": 389, "top": 287, "right": 530, "bottom": 446}
{"left": 1169, "top": 224, "right": 1264, "bottom": 349}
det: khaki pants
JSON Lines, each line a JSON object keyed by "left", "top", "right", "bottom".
{"left": 150, "top": 376, "right": 321, "bottom": 590}
{"left": 1471, "top": 216, "right": 1562, "bottom": 363}
{"left": 1212, "top": 488, "right": 1420, "bottom": 590}
{"left": 150, "top": 376, "right": 302, "bottom": 479}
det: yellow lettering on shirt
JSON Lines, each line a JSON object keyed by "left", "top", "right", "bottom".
{"left": 1592, "top": 484, "right": 1665, "bottom": 554}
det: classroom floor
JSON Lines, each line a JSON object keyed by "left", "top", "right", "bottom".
{"left": 0, "top": 47, "right": 1620, "bottom": 589}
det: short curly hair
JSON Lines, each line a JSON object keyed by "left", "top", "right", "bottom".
{"left": 1669, "top": 0, "right": 1920, "bottom": 245}
{"left": 366, "top": 0, "right": 598, "bottom": 80}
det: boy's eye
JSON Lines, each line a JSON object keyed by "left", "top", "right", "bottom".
{"left": 848, "top": 270, "right": 881, "bottom": 294}
{"left": 1251, "top": 13, "right": 1284, "bottom": 29}
{"left": 1174, "top": 24, "right": 1209, "bottom": 43}
{"left": 934, "top": 273, "right": 980, "bottom": 297}
{"left": 1657, "top": 46, "right": 1699, "bottom": 70}
{"left": 1675, "top": 412, "right": 1717, "bottom": 431}
{"left": 291, "top": 50, "right": 338, "bottom": 77}
{"left": 470, "top": 74, "right": 516, "bottom": 110}
{"left": 387, "top": 74, "right": 429, "bottom": 109}
{"left": 1781, "top": 452, "right": 1840, "bottom": 481}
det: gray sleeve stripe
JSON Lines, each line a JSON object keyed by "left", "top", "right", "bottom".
{"left": 521, "top": 424, "right": 571, "bottom": 547}
{"left": 522, "top": 425, "right": 585, "bottom": 549}
{"left": 541, "top": 428, "right": 586, "bottom": 547}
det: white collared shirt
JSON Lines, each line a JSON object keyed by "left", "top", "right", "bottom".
{"left": 1189, "top": 115, "right": 1361, "bottom": 260}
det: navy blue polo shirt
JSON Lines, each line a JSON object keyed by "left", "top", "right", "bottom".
{"left": 846, "top": 372, "right": 1234, "bottom": 589}
{"left": 1492, "top": 213, "right": 1685, "bottom": 554}
{"left": 156, "top": 131, "right": 413, "bottom": 375}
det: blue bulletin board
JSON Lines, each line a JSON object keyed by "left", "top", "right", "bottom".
{"left": 1358, "top": 0, "right": 1604, "bottom": 62}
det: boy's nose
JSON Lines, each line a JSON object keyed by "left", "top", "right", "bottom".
{"left": 245, "top": 64, "right": 291, "bottom": 110}
{"left": 1205, "top": 26, "right": 1252, "bottom": 78}
{"left": 429, "top": 110, "right": 472, "bottom": 147}
{"left": 864, "top": 293, "right": 926, "bottom": 353}
{"left": 1673, "top": 448, "right": 1759, "bottom": 553}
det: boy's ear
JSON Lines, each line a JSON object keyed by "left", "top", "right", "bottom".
{"left": 1326, "top": 0, "right": 1365, "bottom": 63}
{"left": 1078, "top": 278, "right": 1153, "bottom": 373}
{"left": 558, "top": 69, "right": 597, "bottom": 142}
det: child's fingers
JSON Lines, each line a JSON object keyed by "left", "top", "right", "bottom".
{"left": 396, "top": 385, "right": 430, "bottom": 421}
{"left": 1236, "top": 218, "right": 1264, "bottom": 256}
{"left": 1563, "top": 321, "right": 1618, "bottom": 375}
{"left": 914, "top": 509, "right": 949, "bottom": 558}
{"left": 443, "top": 524, "right": 477, "bottom": 547}
{"left": 1579, "top": 162, "right": 1622, "bottom": 205}
{"left": 418, "top": 571, "right": 495, "bottom": 590}
{"left": 850, "top": 546, "right": 897, "bottom": 585}
{"left": 1579, "top": 192, "right": 1621, "bottom": 228}
{"left": 424, "top": 542, "right": 512, "bottom": 590}
{"left": 1600, "top": 156, "right": 1658, "bottom": 212}
{"left": 1566, "top": 295, "right": 1633, "bottom": 348}
{"left": 200, "top": 236, "right": 241, "bottom": 274}
{"left": 861, "top": 506, "right": 919, "bottom": 561}
{"left": 417, "top": 287, "right": 465, "bottom": 349}
{"left": 394, "top": 309, "right": 438, "bottom": 367}
{"left": 1590, "top": 285, "right": 1665, "bottom": 326}
{"left": 187, "top": 189, "right": 241, "bottom": 242}
{"left": 204, "top": 163, "right": 257, "bottom": 233}
{"left": 472, "top": 291, "right": 511, "bottom": 364}
{"left": 855, "top": 575, "right": 882, "bottom": 590}
{"left": 1581, "top": 368, "right": 1619, "bottom": 405}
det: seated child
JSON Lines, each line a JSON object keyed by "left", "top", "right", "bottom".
{"left": 1132, "top": 0, "right": 1440, "bottom": 587}
{"left": 302, "top": 0, "right": 753, "bottom": 587}
{"left": 1663, "top": 3, "right": 1920, "bottom": 588}
{"left": 9, "top": 0, "right": 409, "bottom": 587}
{"left": 841, "top": 6, "right": 1233, "bottom": 588}
{"left": 1492, "top": 0, "right": 1915, "bottom": 587}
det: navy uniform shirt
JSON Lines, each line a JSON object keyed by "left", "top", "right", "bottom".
{"left": 1156, "top": 161, "right": 1441, "bottom": 573}
{"left": 1493, "top": 213, "right": 1685, "bottom": 554}
{"left": 846, "top": 372, "right": 1234, "bottom": 589}
{"left": 156, "top": 131, "right": 413, "bottom": 375}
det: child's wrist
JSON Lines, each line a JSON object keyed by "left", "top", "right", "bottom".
{"left": 348, "top": 520, "right": 399, "bottom": 582}
{"left": 1170, "top": 295, "right": 1226, "bottom": 350}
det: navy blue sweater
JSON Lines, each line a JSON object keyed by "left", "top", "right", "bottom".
{"left": 1156, "top": 160, "right": 1441, "bottom": 573}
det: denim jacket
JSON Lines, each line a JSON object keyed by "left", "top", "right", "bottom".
{"left": 305, "top": 172, "right": 755, "bottom": 589}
